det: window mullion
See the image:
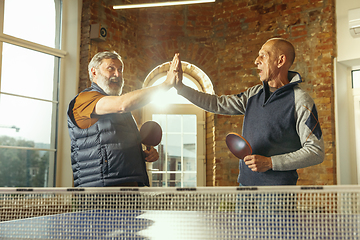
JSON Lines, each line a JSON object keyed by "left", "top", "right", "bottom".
{"left": 181, "top": 115, "right": 184, "bottom": 188}
{"left": 0, "top": 33, "right": 66, "bottom": 58}
{"left": 0, "top": 145, "right": 56, "bottom": 152}
{"left": 0, "top": 91, "right": 59, "bottom": 104}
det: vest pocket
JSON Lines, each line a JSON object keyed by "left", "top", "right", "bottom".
{"left": 101, "top": 146, "right": 109, "bottom": 176}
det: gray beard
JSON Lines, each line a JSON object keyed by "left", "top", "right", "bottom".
{"left": 96, "top": 73, "right": 123, "bottom": 96}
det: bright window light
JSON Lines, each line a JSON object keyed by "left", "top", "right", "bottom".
{"left": 150, "top": 76, "right": 198, "bottom": 109}
{"left": 352, "top": 69, "right": 360, "bottom": 89}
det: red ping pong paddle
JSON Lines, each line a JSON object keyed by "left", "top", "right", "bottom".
{"left": 225, "top": 132, "right": 252, "bottom": 159}
{"left": 140, "top": 121, "right": 162, "bottom": 150}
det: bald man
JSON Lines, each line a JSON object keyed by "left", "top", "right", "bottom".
{"left": 175, "top": 38, "right": 324, "bottom": 186}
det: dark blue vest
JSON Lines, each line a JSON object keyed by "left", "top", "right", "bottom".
{"left": 238, "top": 81, "right": 300, "bottom": 186}
{"left": 67, "top": 83, "right": 149, "bottom": 187}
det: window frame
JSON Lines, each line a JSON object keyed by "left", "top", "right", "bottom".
{"left": 352, "top": 69, "right": 360, "bottom": 89}
{"left": 143, "top": 73, "right": 206, "bottom": 187}
{"left": 351, "top": 67, "right": 360, "bottom": 184}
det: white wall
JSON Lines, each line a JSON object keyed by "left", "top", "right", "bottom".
{"left": 337, "top": 1, "right": 360, "bottom": 64}
{"left": 55, "top": 0, "right": 82, "bottom": 187}
{"left": 335, "top": 0, "right": 360, "bottom": 184}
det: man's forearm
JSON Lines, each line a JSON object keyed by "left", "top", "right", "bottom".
{"left": 94, "top": 82, "right": 172, "bottom": 115}
{"left": 177, "top": 85, "right": 245, "bottom": 115}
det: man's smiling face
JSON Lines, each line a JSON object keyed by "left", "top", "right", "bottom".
{"left": 94, "top": 58, "right": 124, "bottom": 96}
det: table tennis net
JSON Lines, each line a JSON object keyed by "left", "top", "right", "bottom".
{"left": 0, "top": 186, "right": 359, "bottom": 239}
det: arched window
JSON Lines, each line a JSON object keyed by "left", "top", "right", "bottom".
{"left": 143, "top": 62, "right": 212, "bottom": 187}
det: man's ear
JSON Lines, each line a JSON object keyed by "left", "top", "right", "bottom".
{"left": 91, "top": 67, "right": 97, "bottom": 83}
{"left": 277, "top": 54, "right": 286, "bottom": 68}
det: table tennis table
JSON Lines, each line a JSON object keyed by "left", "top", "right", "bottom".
{"left": 1, "top": 209, "right": 359, "bottom": 239}
{"left": 0, "top": 186, "right": 360, "bottom": 239}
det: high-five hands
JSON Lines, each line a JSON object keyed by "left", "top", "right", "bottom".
{"left": 170, "top": 53, "right": 183, "bottom": 90}
{"left": 163, "top": 53, "right": 183, "bottom": 90}
{"left": 176, "top": 54, "right": 183, "bottom": 87}
{"left": 164, "top": 53, "right": 181, "bottom": 88}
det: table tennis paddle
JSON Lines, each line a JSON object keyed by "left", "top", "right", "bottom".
{"left": 140, "top": 121, "right": 162, "bottom": 150}
{"left": 225, "top": 132, "right": 252, "bottom": 159}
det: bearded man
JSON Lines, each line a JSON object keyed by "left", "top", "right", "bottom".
{"left": 67, "top": 51, "right": 180, "bottom": 187}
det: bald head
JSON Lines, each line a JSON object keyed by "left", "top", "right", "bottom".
{"left": 266, "top": 38, "right": 296, "bottom": 67}
{"left": 255, "top": 38, "right": 296, "bottom": 85}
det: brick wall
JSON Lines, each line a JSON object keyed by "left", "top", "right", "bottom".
{"left": 79, "top": 0, "right": 336, "bottom": 186}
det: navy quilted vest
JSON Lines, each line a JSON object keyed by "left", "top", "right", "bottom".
{"left": 67, "top": 83, "right": 149, "bottom": 187}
